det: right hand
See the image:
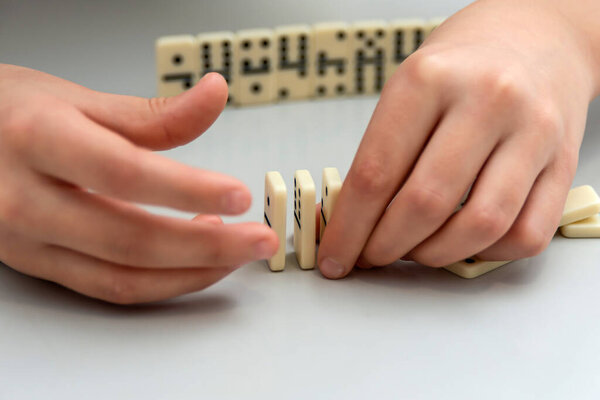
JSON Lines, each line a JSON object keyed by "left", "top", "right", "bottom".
{"left": 0, "top": 64, "right": 278, "bottom": 304}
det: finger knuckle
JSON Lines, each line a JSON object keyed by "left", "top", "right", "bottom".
{"left": 146, "top": 97, "right": 179, "bottom": 147}
{"left": 403, "top": 51, "right": 450, "bottom": 86}
{"left": 530, "top": 102, "right": 563, "bottom": 138}
{"left": 102, "top": 270, "right": 140, "bottom": 305}
{"left": 350, "top": 158, "right": 392, "bottom": 197}
{"left": 481, "top": 68, "right": 528, "bottom": 106}
{"left": 109, "top": 227, "right": 149, "bottom": 266}
{"left": 101, "top": 147, "right": 145, "bottom": 196}
{"left": 1, "top": 108, "right": 37, "bottom": 154}
{"left": 362, "top": 243, "right": 397, "bottom": 267}
{"left": 469, "top": 205, "right": 511, "bottom": 240}
{"left": 512, "top": 224, "right": 551, "bottom": 258}
{"left": 402, "top": 185, "right": 449, "bottom": 219}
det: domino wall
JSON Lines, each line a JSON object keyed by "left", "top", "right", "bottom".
{"left": 156, "top": 18, "right": 446, "bottom": 106}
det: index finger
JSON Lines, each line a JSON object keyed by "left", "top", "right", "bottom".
{"left": 317, "top": 61, "right": 442, "bottom": 278}
{"left": 23, "top": 103, "right": 251, "bottom": 215}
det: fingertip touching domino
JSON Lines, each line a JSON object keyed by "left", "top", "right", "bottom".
{"left": 445, "top": 185, "right": 600, "bottom": 279}
{"left": 156, "top": 17, "right": 446, "bottom": 104}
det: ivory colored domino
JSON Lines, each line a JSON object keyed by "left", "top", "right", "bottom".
{"left": 312, "top": 22, "right": 352, "bottom": 98}
{"left": 274, "top": 25, "right": 313, "bottom": 101}
{"left": 235, "top": 29, "right": 277, "bottom": 105}
{"left": 559, "top": 185, "right": 600, "bottom": 227}
{"left": 560, "top": 214, "right": 600, "bottom": 238}
{"left": 197, "top": 31, "right": 238, "bottom": 105}
{"left": 293, "top": 170, "right": 316, "bottom": 269}
{"left": 156, "top": 35, "right": 200, "bottom": 97}
{"left": 350, "top": 20, "right": 390, "bottom": 95}
{"left": 264, "top": 172, "right": 287, "bottom": 271}
{"left": 320, "top": 167, "right": 342, "bottom": 240}
{"left": 444, "top": 258, "right": 512, "bottom": 279}
{"left": 386, "top": 19, "right": 426, "bottom": 82}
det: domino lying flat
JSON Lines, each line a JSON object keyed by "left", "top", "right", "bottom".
{"left": 445, "top": 185, "right": 600, "bottom": 279}
{"left": 156, "top": 17, "right": 446, "bottom": 104}
{"left": 264, "top": 172, "right": 287, "bottom": 271}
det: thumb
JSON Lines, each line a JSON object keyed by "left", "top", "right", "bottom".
{"left": 80, "top": 73, "right": 228, "bottom": 150}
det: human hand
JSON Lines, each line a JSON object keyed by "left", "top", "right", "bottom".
{"left": 318, "top": 0, "right": 597, "bottom": 278}
{"left": 0, "top": 64, "right": 278, "bottom": 303}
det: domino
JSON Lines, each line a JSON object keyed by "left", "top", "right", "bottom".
{"left": 560, "top": 214, "right": 600, "bottom": 238}
{"left": 559, "top": 185, "right": 600, "bottom": 227}
{"left": 197, "top": 31, "right": 238, "bottom": 105}
{"left": 156, "top": 35, "right": 200, "bottom": 97}
{"left": 274, "top": 25, "right": 313, "bottom": 101}
{"left": 264, "top": 172, "right": 287, "bottom": 271}
{"left": 293, "top": 170, "right": 316, "bottom": 269}
{"left": 312, "top": 22, "right": 352, "bottom": 98}
{"left": 320, "top": 167, "right": 342, "bottom": 240}
{"left": 350, "top": 20, "right": 390, "bottom": 95}
{"left": 444, "top": 258, "right": 511, "bottom": 279}
{"left": 235, "top": 29, "right": 277, "bottom": 106}
{"left": 445, "top": 185, "right": 600, "bottom": 278}
{"left": 386, "top": 19, "right": 426, "bottom": 82}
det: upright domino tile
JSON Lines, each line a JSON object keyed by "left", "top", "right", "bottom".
{"left": 386, "top": 19, "right": 426, "bottom": 82}
{"left": 293, "top": 170, "right": 316, "bottom": 269}
{"left": 320, "top": 167, "right": 342, "bottom": 240}
{"left": 559, "top": 185, "right": 600, "bottom": 227}
{"left": 156, "top": 35, "right": 200, "bottom": 97}
{"left": 312, "top": 22, "right": 352, "bottom": 98}
{"left": 274, "top": 25, "right": 313, "bottom": 101}
{"left": 234, "top": 29, "right": 277, "bottom": 106}
{"left": 560, "top": 214, "right": 600, "bottom": 238}
{"left": 264, "top": 172, "right": 287, "bottom": 271}
{"left": 350, "top": 20, "right": 391, "bottom": 95}
{"left": 197, "top": 32, "right": 238, "bottom": 105}
{"left": 444, "top": 258, "right": 511, "bottom": 279}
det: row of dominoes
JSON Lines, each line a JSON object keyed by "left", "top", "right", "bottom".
{"left": 445, "top": 185, "right": 600, "bottom": 279}
{"left": 264, "top": 168, "right": 342, "bottom": 271}
{"left": 156, "top": 18, "right": 445, "bottom": 106}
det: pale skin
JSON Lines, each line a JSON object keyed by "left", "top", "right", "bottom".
{"left": 1, "top": 0, "right": 599, "bottom": 303}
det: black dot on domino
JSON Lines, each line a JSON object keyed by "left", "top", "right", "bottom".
{"left": 336, "top": 31, "right": 346, "bottom": 41}
{"left": 261, "top": 38, "right": 270, "bottom": 48}
{"left": 326, "top": 186, "right": 328, "bottom": 196}
{"left": 279, "top": 89, "right": 289, "bottom": 99}
{"left": 251, "top": 83, "right": 262, "bottom": 93}
{"left": 172, "top": 54, "right": 183, "bottom": 65}
{"left": 267, "top": 196, "right": 270, "bottom": 206}
{"left": 317, "top": 86, "right": 326, "bottom": 95}
{"left": 465, "top": 258, "right": 476, "bottom": 264}
{"left": 336, "top": 85, "right": 345, "bottom": 94}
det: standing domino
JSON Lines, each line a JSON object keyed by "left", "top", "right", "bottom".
{"left": 386, "top": 19, "right": 426, "bottom": 82}
{"left": 264, "top": 172, "right": 287, "bottom": 271}
{"left": 293, "top": 170, "right": 316, "bottom": 269}
{"left": 274, "top": 25, "right": 313, "bottom": 101}
{"left": 197, "top": 32, "right": 238, "bottom": 105}
{"left": 156, "top": 35, "right": 200, "bottom": 97}
{"left": 235, "top": 29, "right": 277, "bottom": 106}
{"left": 320, "top": 167, "right": 342, "bottom": 240}
{"left": 350, "top": 20, "right": 390, "bottom": 95}
{"left": 312, "top": 22, "right": 352, "bottom": 98}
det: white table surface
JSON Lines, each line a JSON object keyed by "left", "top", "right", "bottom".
{"left": 2, "top": 1, "right": 600, "bottom": 399}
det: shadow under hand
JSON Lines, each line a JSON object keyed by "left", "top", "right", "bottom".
{"left": 0, "top": 262, "right": 238, "bottom": 319}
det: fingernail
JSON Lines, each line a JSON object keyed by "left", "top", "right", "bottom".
{"left": 321, "top": 257, "right": 346, "bottom": 279}
{"left": 255, "top": 240, "right": 275, "bottom": 260}
{"left": 224, "top": 190, "right": 249, "bottom": 214}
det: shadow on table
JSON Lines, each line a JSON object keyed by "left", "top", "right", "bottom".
{"left": 0, "top": 262, "right": 237, "bottom": 317}
{"left": 344, "top": 253, "right": 547, "bottom": 296}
